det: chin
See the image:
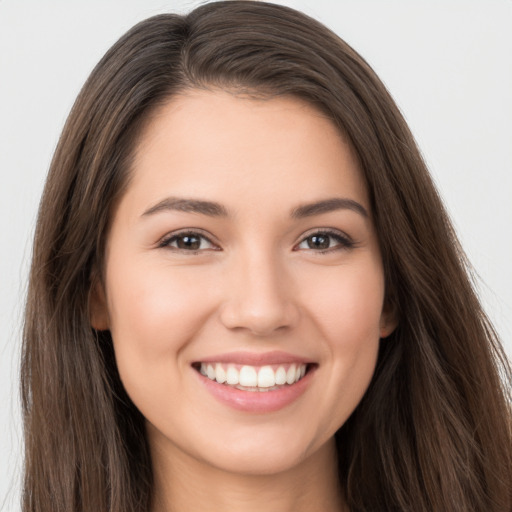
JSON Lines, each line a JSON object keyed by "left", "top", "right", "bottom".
{"left": 190, "top": 425, "right": 334, "bottom": 477}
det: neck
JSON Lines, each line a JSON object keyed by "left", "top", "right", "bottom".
{"left": 149, "top": 435, "right": 346, "bottom": 512}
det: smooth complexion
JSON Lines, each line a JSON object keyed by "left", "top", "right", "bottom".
{"left": 91, "top": 90, "right": 395, "bottom": 512}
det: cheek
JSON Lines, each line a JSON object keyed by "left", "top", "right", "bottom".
{"left": 300, "top": 260, "right": 384, "bottom": 430}
{"left": 304, "top": 260, "right": 385, "bottom": 344}
{"left": 104, "top": 258, "right": 216, "bottom": 399}
{"left": 107, "top": 260, "right": 212, "bottom": 347}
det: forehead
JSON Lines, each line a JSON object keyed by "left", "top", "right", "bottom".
{"left": 123, "top": 89, "right": 368, "bottom": 219}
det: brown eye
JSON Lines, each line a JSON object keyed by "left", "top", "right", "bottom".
{"left": 160, "top": 231, "right": 217, "bottom": 252}
{"left": 296, "top": 230, "right": 354, "bottom": 252}
{"left": 306, "top": 234, "right": 330, "bottom": 250}
{"left": 176, "top": 234, "right": 201, "bottom": 250}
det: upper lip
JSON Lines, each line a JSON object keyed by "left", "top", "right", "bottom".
{"left": 193, "top": 350, "right": 313, "bottom": 366}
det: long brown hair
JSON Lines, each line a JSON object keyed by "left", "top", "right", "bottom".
{"left": 21, "top": 2, "right": 511, "bottom": 511}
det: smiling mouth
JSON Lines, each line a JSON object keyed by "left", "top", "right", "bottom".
{"left": 192, "top": 362, "right": 314, "bottom": 392}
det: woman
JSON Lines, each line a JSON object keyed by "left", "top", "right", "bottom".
{"left": 21, "top": 1, "right": 511, "bottom": 511}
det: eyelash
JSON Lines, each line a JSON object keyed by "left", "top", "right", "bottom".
{"left": 158, "top": 229, "right": 355, "bottom": 254}
{"left": 294, "top": 229, "right": 355, "bottom": 253}
{"left": 158, "top": 230, "right": 219, "bottom": 253}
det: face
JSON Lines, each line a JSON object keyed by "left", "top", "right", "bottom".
{"left": 92, "top": 90, "right": 395, "bottom": 476}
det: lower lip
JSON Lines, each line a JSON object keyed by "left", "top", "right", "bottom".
{"left": 195, "top": 367, "right": 315, "bottom": 413}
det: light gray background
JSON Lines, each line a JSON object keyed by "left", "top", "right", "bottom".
{"left": 1, "top": 1, "right": 511, "bottom": 509}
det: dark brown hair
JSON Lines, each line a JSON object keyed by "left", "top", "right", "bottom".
{"left": 21, "top": 2, "right": 511, "bottom": 511}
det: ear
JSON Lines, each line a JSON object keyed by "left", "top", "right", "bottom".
{"left": 379, "top": 300, "right": 398, "bottom": 339}
{"left": 89, "top": 278, "right": 110, "bottom": 331}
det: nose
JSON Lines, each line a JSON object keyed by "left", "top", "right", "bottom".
{"left": 219, "top": 251, "right": 300, "bottom": 336}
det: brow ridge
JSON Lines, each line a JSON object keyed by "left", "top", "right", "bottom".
{"left": 142, "top": 197, "right": 228, "bottom": 217}
{"left": 142, "top": 196, "right": 368, "bottom": 219}
{"left": 291, "top": 197, "right": 368, "bottom": 218}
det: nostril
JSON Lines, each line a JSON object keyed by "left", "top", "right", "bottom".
{"left": 218, "top": 284, "right": 300, "bottom": 336}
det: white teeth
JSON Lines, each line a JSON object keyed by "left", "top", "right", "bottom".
{"left": 275, "top": 366, "right": 287, "bottom": 385}
{"left": 226, "top": 366, "right": 239, "bottom": 385}
{"left": 239, "top": 365, "right": 258, "bottom": 387}
{"left": 257, "top": 366, "right": 275, "bottom": 388}
{"left": 286, "top": 364, "right": 296, "bottom": 385}
{"left": 199, "top": 362, "right": 308, "bottom": 389}
{"left": 215, "top": 363, "right": 226, "bottom": 384}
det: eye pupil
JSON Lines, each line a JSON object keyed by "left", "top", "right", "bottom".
{"left": 308, "top": 234, "right": 330, "bottom": 249}
{"left": 177, "top": 235, "right": 201, "bottom": 250}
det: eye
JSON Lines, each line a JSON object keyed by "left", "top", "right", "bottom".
{"left": 295, "top": 230, "right": 354, "bottom": 252}
{"left": 159, "top": 231, "right": 218, "bottom": 252}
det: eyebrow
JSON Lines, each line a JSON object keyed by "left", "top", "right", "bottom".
{"left": 142, "top": 197, "right": 228, "bottom": 217}
{"left": 291, "top": 197, "right": 368, "bottom": 219}
{"left": 142, "top": 196, "right": 368, "bottom": 219}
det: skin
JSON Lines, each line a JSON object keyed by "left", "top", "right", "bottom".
{"left": 91, "top": 90, "right": 395, "bottom": 512}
